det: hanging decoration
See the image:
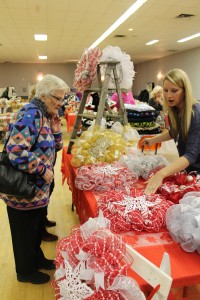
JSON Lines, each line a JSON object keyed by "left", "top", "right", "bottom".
{"left": 73, "top": 45, "right": 135, "bottom": 92}
{"left": 100, "top": 46, "right": 135, "bottom": 89}
{"left": 73, "top": 48, "right": 102, "bottom": 92}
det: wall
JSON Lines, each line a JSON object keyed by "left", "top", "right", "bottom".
{"left": 0, "top": 63, "right": 76, "bottom": 97}
{"left": 133, "top": 46, "right": 200, "bottom": 100}
{"left": 1, "top": 47, "right": 200, "bottom": 99}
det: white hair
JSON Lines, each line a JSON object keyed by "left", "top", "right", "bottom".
{"left": 35, "top": 74, "right": 69, "bottom": 98}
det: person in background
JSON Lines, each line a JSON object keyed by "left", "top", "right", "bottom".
{"left": 0, "top": 74, "right": 69, "bottom": 284}
{"left": 1, "top": 87, "right": 10, "bottom": 99}
{"left": 137, "top": 88, "right": 149, "bottom": 103}
{"left": 29, "top": 86, "right": 58, "bottom": 242}
{"left": 148, "top": 85, "right": 164, "bottom": 111}
{"left": 0, "top": 98, "right": 13, "bottom": 115}
{"left": 142, "top": 68, "right": 200, "bottom": 194}
{"left": 111, "top": 90, "right": 136, "bottom": 109}
{"left": 76, "top": 91, "right": 82, "bottom": 101}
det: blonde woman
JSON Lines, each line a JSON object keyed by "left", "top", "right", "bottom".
{"left": 142, "top": 69, "right": 200, "bottom": 194}
{"left": 148, "top": 85, "right": 164, "bottom": 111}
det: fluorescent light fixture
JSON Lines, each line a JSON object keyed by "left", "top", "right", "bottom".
{"left": 128, "top": 28, "right": 133, "bottom": 31}
{"left": 146, "top": 40, "right": 159, "bottom": 45}
{"left": 177, "top": 32, "right": 200, "bottom": 43}
{"left": 34, "top": 34, "right": 47, "bottom": 41}
{"left": 88, "top": 0, "right": 148, "bottom": 49}
{"left": 39, "top": 55, "right": 47, "bottom": 60}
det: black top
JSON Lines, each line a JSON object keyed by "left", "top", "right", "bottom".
{"left": 148, "top": 98, "right": 163, "bottom": 111}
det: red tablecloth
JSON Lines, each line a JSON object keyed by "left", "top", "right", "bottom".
{"left": 61, "top": 147, "right": 97, "bottom": 223}
{"left": 61, "top": 146, "right": 200, "bottom": 295}
{"left": 64, "top": 112, "right": 76, "bottom": 132}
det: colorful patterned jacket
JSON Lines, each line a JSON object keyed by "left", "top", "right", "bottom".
{"left": 0, "top": 103, "right": 63, "bottom": 210}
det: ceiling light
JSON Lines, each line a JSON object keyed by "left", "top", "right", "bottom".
{"left": 128, "top": 28, "right": 133, "bottom": 31}
{"left": 39, "top": 55, "right": 47, "bottom": 60}
{"left": 146, "top": 40, "right": 159, "bottom": 45}
{"left": 34, "top": 34, "right": 47, "bottom": 41}
{"left": 177, "top": 33, "right": 200, "bottom": 43}
{"left": 88, "top": 0, "right": 148, "bottom": 49}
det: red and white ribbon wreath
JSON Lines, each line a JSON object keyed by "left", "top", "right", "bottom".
{"left": 75, "top": 162, "right": 138, "bottom": 192}
{"left": 98, "top": 191, "right": 173, "bottom": 233}
{"left": 53, "top": 218, "right": 145, "bottom": 300}
{"left": 73, "top": 47, "right": 102, "bottom": 92}
{"left": 159, "top": 171, "right": 200, "bottom": 204}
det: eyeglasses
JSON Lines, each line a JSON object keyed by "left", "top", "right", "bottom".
{"left": 49, "top": 94, "right": 64, "bottom": 104}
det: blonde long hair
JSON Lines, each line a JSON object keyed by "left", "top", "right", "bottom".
{"left": 150, "top": 85, "right": 163, "bottom": 99}
{"left": 163, "top": 68, "right": 197, "bottom": 141}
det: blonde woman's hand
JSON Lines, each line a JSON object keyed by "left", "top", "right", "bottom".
{"left": 42, "top": 168, "right": 54, "bottom": 184}
{"left": 144, "top": 172, "right": 164, "bottom": 195}
{"left": 141, "top": 137, "right": 154, "bottom": 148}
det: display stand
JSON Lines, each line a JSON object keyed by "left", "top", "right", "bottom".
{"left": 67, "top": 61, "right": 128, "bottom": 154}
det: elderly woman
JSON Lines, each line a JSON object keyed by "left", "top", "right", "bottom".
{"left": 1, "top": 74, "right": 69, "bottom": 284}
{"left": 148, "top": 85, "right": 164, "bottom": 111}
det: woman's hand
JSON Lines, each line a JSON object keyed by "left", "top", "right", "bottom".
{"left": 144, "top": 172, "right": 164, "bottom": 194}
{"left": 155, "top": 97, "right": 164, "bottom": 106}
{"left": 51, "top": 115, "right": 61, "bottom": 133}
{"left": 141, "top": 137, "right": 155, "bottom": 148}
{"left": 42, "top": 168, "right": 54, "bottom": 184}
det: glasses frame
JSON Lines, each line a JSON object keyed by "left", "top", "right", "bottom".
{"left": 49, "top": 93, "right": 64, "bottom": 104}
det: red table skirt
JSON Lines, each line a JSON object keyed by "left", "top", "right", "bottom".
{"left": 61, "top": 146, "right": 200, "bottom": 294}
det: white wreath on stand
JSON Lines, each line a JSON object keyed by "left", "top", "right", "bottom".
{"left": 100, "top": 46, "right": 135, "bottom": 89}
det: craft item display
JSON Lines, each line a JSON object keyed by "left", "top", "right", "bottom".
{"left": 159, "top": 171, "right": 200, "bottom": 204}
{"left": 119, "top": 154, "right": 168, "bottom": 179}
{"left": 73, "top": 45, "right": 135, "bottom": 92}
{"left": 98, "top": 191, "right": 173, "bottom": 233}
{"left": 81, "top": 95, "right": 118, "bottom": 130}
{"left": 53, "top": 213, "right": 145, "bottom": 300}
{"left": 100, "top": 46, "right": 135, "bottom": 89}
{"left": 125, "top": 103, "right": 161, "bottom": 135}
{"left": 73, "top": 48, "right": 102, "bottom": 92}
{"left": 75, "top": 162, "right": 138, "bottom": 192}
{"left": 70, "top": 125, "right": 128, "bottom": 167}
{"left": 166, "top": 191, "right": 200, "bottom": 254}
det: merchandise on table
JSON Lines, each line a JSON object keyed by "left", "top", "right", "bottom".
{"left": 166, "top": 191, "right": 200, "bottom": 254}
{"left": 98, "top": 191, "right": 173, "bottom": 233}
{"left": 70, "top": 123, "right": 139, "bottom": 167}
{"left": 53, "top": 213, "right": 145, "bottom": 300}
{"left": 125, "top": 103, "right": 162, "bottom": 135}
{"left": 119, "top": 154, "right": 168, "bottom": 179}
{"left": 159, "top": 171, "right": 200, "bottom": 203}
{"left": 75, "top": 162, "right": 138, "bottom": 192}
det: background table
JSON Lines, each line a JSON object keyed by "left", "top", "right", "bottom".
{"left": 61, "top": 146, "right": 200, "bottom": 297}
{"left": 64, "top": 112, "right": 77, "bottom": 132}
